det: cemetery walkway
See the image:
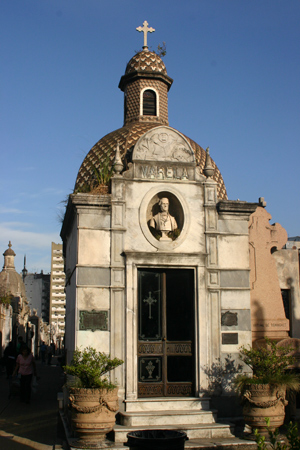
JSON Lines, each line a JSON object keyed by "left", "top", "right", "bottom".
{"left": 0, "top": 356, "right": 270, "bottom": 450}
{"left": 0, "top": 356, "right": 65, "bottom": 450}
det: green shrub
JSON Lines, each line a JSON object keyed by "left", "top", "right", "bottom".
{"left": 235, "top": 338, "right": 300, "bottom": 393}
{"left": 255, "top": 418, "right": 300, "bottom": 450}
{"left": 64, "top": 347, "right": 123, "bottom": 389}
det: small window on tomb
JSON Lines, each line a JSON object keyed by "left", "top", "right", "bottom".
{"left": 143, "top": 89, "right": 156, "bottom": 116}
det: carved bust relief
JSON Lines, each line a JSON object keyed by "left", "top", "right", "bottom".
{"left": 133, "top": 126, "right": 195, "bottom": 163}
{"left": 139, "top": 186, "right": 190, "bottom": 249}
{"left": 147, "top": 192, "right": 183, "bottom": 242}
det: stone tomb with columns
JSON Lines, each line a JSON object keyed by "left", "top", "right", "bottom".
{"left": 61, "top": 23, "right": 264, "bottom": 441}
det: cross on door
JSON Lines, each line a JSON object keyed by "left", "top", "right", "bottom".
{"left": 143, "top": 291, "right": 157, "bottom": 319}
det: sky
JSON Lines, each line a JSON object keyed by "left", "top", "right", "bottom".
{"left": 1, "top": 0, "right": 299, "bottom": 274}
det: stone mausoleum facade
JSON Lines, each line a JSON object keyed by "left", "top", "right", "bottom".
{"left": 61, "top": 24, "right": 298, "bottom": 438}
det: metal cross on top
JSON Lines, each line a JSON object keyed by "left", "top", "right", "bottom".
{"left": 136, "top": 20, "right": 155, "bottom": 51}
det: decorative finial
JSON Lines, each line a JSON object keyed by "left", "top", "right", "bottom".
{"left": 8, "top": 241, "right": 12, "bottom": 248}
{"left": 203, "top": 147, "right": 215, "bottom": 178}
{"left": 136, "top": 20, "right": 155, "bottom": 51}
{"left": 113, "top": 142, "right": 123, "bottom": 175}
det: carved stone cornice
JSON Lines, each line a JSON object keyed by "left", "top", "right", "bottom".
{"left": 217, "top": 200, "right": 258, "bottom": 216}
{"left": 60, "top": 193, "right": 111, "bottom": 241}
{"left": 119, "top": 70, "right": 173, "bottom": 92}
{"left": 123, "top": 251, "right": 207, "bottom": 266}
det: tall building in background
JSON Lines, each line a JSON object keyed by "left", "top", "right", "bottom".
{"left": 49, "top": 242, "right": 66, "bottom": 349}
{"left": 23, "top": 264, "right": 50, "bottom": 323}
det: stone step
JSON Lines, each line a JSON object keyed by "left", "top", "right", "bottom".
{"left": 113, "top": 422, "right": 235, "bottom": 443}
{"left": 124, "top": 398, "right": 210, "bottom": 412}
{"left": 119, "top": 410, "right": 218, "bottom": 427}
{"left": 60, "top": 410, "right": 253, "bottom": 449}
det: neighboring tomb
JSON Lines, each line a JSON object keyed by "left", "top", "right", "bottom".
{"left": 0, "top": 242, "right": 31, "bottom": 353}
{"left": 249, "top": 207, "right": 290, "bottom": 342}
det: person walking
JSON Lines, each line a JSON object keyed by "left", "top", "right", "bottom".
{"left": 16, "top": 336, "right": 24, "bottom": 354}
{"left": 12, "top": 345, "right": 38, "bottom": 404}
{"left": 3, "top": 341, "right": 17, "bottom": 379}
{"left": 40, "top": 341, "right": 47, "bottom": 364}
{"left": 47, "top": 343, "right": 52, "bottom": 365}
{"left": 51, "top": 341, "right": 56, "bottom": 357}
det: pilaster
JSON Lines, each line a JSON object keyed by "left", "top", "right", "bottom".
{"left": 203, "top": 179, "right": 220, "bottom": 366}
{"left": 110, "top": 176, "right": 126, "bottom": 394}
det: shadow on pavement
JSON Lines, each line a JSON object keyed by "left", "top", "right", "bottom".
{"left": 0, "top": 357, "right": 65, "bottom": 450}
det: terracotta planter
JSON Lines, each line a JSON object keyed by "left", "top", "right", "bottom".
{"left": 69, "top": 387, "right": 119, "bottom": 447}
{"left": 243, "top": 384, "right": 288, "bottom": 435}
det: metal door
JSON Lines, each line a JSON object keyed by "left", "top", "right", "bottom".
{"left": 138, "top": 269, "right": 195, "bottom": 397}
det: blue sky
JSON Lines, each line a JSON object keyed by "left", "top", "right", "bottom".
{"left": 1, "top": 0, "right": 299, "bottom": 274}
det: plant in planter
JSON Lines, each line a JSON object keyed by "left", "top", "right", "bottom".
{"left": 64, "top": 347, "right": 123, "bottom": 447}
{"left": 235, "top": 339, "right": 300, "bottom": 435}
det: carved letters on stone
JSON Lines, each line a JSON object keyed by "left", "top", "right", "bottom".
{"left": 140, "top": 165, "right": 190, "bottom": 180}
{"left": 133, "top": 127, "right": 195, "bottom": 163}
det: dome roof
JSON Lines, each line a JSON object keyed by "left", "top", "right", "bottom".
{"left": 75, "top": 121, "right": 227, "bottom": 200}
{"left": 0, "top": 242, "right": 26, "bottom": 300}
{"left": 4, "top": 247, "right": 15, "bottom": 257}
{"left": 0, "top": 270, "right": 27, "bottom": 299}
{"left": 75, "top": 44, "right": 227, "bottom": 200}
{"left": 125, "top": 50, "right": 167, "bottom": 75}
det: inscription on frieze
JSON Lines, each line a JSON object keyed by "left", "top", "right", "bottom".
{"left": 79, "top": 310, "right": 108, "bottom": 332}
{"left": 252, "top": 319, "right": 289, "bottom": 330}
{"left": 221, "top": 311, "right": 238, "bottom": 327}
{"left": 139, "top": 165, "right": 191, "bottom": 181}
{"left": 222, "top": 333, "right": 238, "bottom": 345}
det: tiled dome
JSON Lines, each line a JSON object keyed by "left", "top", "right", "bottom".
{"left": 75, "top": 122, "right": 228, "bottom": 200}
{"left": 74, "top": 48, "right": 228, "bottom": 200}
{"left": 125, "top": 51, "right": 167, "bottom": 75}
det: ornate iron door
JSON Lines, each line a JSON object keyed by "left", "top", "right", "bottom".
{"left": 138, "top": 269, "right": 195, "bottom": 397}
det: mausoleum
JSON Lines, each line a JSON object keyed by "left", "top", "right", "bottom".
{"left": 61, "top": 23, "right": 297, "bottom": 438}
